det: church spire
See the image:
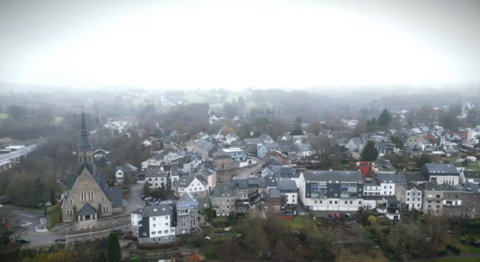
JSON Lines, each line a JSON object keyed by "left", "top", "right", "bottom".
{"left": 78, "top": 110, "right": 93, "bottom": 152}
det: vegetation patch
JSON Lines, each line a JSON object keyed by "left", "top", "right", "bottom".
{"left": 0, "top": 113, "right": 8, "bottom": 119}
{"left": 47, "top": 203, "right": 62, "bottom": 230}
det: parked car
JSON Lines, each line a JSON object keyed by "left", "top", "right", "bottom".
{"left": 299, "top": 212, "right": 307, "bottom": 217}
{"left": 15, "top": 239, "right": 30, "bottom": 244}
{"left": 156, "top": 198, "right": 162, "bottom": 203}
{"left": 141, "top": 194, "right": 146, "bottom": 200}
{"left": 54, "top": 237, "right": 66, "bottom": 242}
{"left": 152, "top": 198, "right": 157, "bottom": 202}
{"left": 333, "top": 213, "right": 340, "bottom": 218}
{"left": 144, "top": 197, "right": 152, "bottom": 201}
{"left": 345, "top": 213, "right": 351, "bottom": 218}
{"left": 110, "top": 228, "right": 122, "bottom": 233}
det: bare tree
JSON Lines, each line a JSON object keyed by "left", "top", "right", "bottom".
{"left": 0, "top": 208, "right": 24, "bottom": 246}
{"left": 310, "top": 136, "right": 340, "bottom": 169}
{"left": 242, "top": 211, "right": 268, "bottom": 261}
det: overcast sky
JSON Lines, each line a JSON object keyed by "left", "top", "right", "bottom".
{"left": 1, "top": 0, "right": 479, "bottom": 89}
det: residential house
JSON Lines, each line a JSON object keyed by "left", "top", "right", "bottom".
{"left": 195, "top": 196, "right": 210, "bottom": 227}
{"left": 363, "top": 177, "right": 381, "bottom": 197}
{"left": 376, "top": 196, "right": 401, "bottom": 220}
{"left": 263, "top": 151, "right": 288, "bottom": 165}
{"left": 115, "top": 163, "right": 138, "bottom": 178}
{"left": 145, "top": 167, "right": 168, "bottom": 189}
{"left": 192, "top": 165, "right": 217, "bottom": 190}
{"left": 173, "top": 175, "right": 208, "bottom": 198}
{"left": 262, "top": 165, "right": 300, "bottom": 187}
{"left": 402, "top": 172, "right": 429, "bottom": 184}
{"left": 418, "top": 182, "right": 443, "bottom": 215}
{"left": 176, "top": 193, "right": 199, "bottom": 235}
{"left": 136, "top": 204, "right": 177, "bottom": 244}
{"left": 296, "top": 143, "right": 312, "bottom": 159}
{"left": 163, "top": 152, "right": 184, "bottom": 165}
{"left": 224, "top": 133, "right": 240, "bottom": 145}
{"left": 420, "top": 163, "right": 460, "bottom": 185}
{"left": 406, "top": 182, "right": 423, "bottom": 212}
{"left": 257, "top": 142, "right": 279, "bottom": 159}
{"left": 141, "top": 155, "right": 164, "bottom": 171}
{"left": 278, "top": 140, "right": 298, "bottom": 160}
{"left": 267, "top": 188, "right": 283, "bottom": 211}
{"left": 244, "top": 138, "right": 260, "bottom": 154}
{"left": 277, "top": 180, "right": 298, "bottom": 207}
{"left": 186, "top": 139, "right": 217, "bottom": 159}
{"left": 210, "top": 183, "right": 236, "bottom": 217}
{"left": 214, "top": 150, "right": 239, "bottom": 171}
{"left": 406, "top": 134, "right": 429, "bottom": 151}
{"left": 376, "top": 173, "right": 396, "bottom": 196}
{"left": 299, "top": 171, "right": 364, "bottom": 211}
{"left": 460, "top": 170, "right": 480, "bottom": 185}
{"left": 452, "top": 182, "right": 480, "bottom": 218}
{"left": 182, "top": 154, "right": 202, "bottom": 173}
{"left": 347, "top": 137, "right": 365, "bottom": 154}
{"left": 369, "top": 135, "right": 390, "bottom": 155}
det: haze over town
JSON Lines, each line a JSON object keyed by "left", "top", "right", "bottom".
{"left": 1, "top": 1, "right": 480, "bottom": 262}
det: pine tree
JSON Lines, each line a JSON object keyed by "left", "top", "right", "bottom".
{"left": 143, "top": 181, "right": 150, "bottom": 196}
{"left": 33, "top": 177, "right": 44, "bottom": 206}
{"left": 98, "top": 249, "right": 107, "bottom": 262}
{"left": 361, "top": 141, "right": 379, "bottom": 161}
{"left": 107, "top": 233, "right": 121, "bottom": 262}
{"left": 378, "top": 108, "right": 393, "bottom": 128}
{"left": 417, "top": 152, "right": 432, "bottom": 168}
{"left": 50, "top": 190, "right": 57, "bottom": 205}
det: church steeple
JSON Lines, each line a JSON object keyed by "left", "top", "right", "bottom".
{"left": 77, "top": 111, "right": 93, "bottom": 163}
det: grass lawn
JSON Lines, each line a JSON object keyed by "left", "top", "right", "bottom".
{"left": 0, "top": 113, "right": 8, "bottom": 119}
{"left": 282, "top": 216, "right": 309, "bottom": 230}
{"left": 47, "top": 203, "right": 61, "bottom": 230}
{"left": 464, "top": 245, "right": 480, "bottom": 253}
{"left": 212, "top": 216, "right": 228, "bottom": 222}
{"left": 5, "top": 203, "right": 43, "bottom": 212}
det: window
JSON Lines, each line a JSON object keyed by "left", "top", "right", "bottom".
{"left": 428, "top": 205, "right": 431, "bottom": 208}
{"left": 334, "top": 201, "right": 337, "bottom": 204}
{"left": 407, "top": 192, "right": 410, "bottom": 196}
{"left": 390, "top": 186, "right": 392, "bottom": 189}
{"left": 66, "top": 210, "right": 73, "bottom": 215}
{"left": 384, "top": 186, "right": 386, "bottom": 189}
{"left": 80, "top": 192, "right": 86, "bottom": 201}
{"left": 101, "top": 197, "right": 104, "bottom": 202}
{"left": 70, "top": 200, "right": 73, "bottom": 204}
{"left": 315, "top": 200, "right": 317, "bottom": 204}
{"left": 158, "top": 231, "right": 161, "bottom": 234}
{"left": 165, "top": 223, "right": 168, "bottom": 226}
{"left": 319, "top": 200, "right": 322, "bottom": 204}
{"left": 153, "top": 217, "right": 156, "bottom": 221}
{"left": 165, "top": 216, "right": 168, "bottom": 219}
{"left": 149, "top": 178, "right": 152, "bottom": 181}
{"left": 350, "top": 201, "right": 353, "bottom": 204}
{"left": 345, "top": 201, "right": 347, "bottom": 204}
{"left": 436, "top": 195, "right": 440, "bottom": 198}
{"left": 151, "top": 231, "right": 155, "bottom": 235}
{"left": 330, "top": 201, "right": 332, "bottom": 204}
{"left": 359, "top": 201, "right": 362, "bottom": 204}
{"left": 407, "top": 198, "right": 409, "bottom": 201}
{"left": 164, "top": 230, "right": 168, "bottom": 234}
{"left": 417, "top": 203, "right": 420, "bottom": 207}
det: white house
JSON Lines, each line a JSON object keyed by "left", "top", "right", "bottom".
{"left": 296, "top": 143, "right": 312, "bottom": 158}
{"left": 420, "top": 163, "right": 460, "bottom": 185}
{"left": 136, "top": 204, "right": 176, "bottom": 244}
{"left": 347, "top": 137, "right": 365, "bottom": 154}
{"left": 145, "top": 167, "right": 168, "bottom": 189}
{"left": 173, "top": 175, "right": 208, "bottom": 197}
{"left": 406, "top": 182, "right": 423, "bottom": 212}
{"left": 277, "top": 180, "right": 298, "bottom": 207}
{"left": 363, "top": 177, "right": 381, "bottom": 196}
{"left": 377, "top": 173, "right": 396, "bottom": 196}
{"left": 141, "top": 155, "right": 163, "bottom": 171}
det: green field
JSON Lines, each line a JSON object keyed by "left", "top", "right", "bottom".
{"left": 47, "top": 203, "right": 62, "bottom": 230}
{"left": 0, "top": 113, "right": 9, "bottom": 119}
{"left": 464, "top": 245, "right": 480, "bottom": 253}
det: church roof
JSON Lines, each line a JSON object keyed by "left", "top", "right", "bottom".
{"left": 104, "top": 188, "right": 123, "bottom": 208}
{"left": 77, "top": 162, "right": 98, "bottom": 176}
{"left": 78, "top": 113, "right": 93, "bottom": 152}
{"left": 77, "top": 203, "right": 96, "bottom": 216}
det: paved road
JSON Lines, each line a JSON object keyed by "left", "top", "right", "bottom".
{"left": 124, "top": 183, "right": 144, "bottom": 213}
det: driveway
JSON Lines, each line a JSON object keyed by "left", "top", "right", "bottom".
{"left": 123, "top": 183, "right": 144, "bottom": 214}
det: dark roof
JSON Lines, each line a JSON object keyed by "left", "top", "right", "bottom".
{"left": 262, "top": 157, "right": 283, "bottom": 168}
{"left": 302, "top": 170, "right": 363, "bottom": 182}
{"left": 104, "top": 188, "right": 123, "bottom": 208}
{"left": 142, "top": 204, "right": 172, "bottom": 217}
{"left": 264, "top": 175, "right": 277, "bottom": 187}
{"left": 277, "top": 180, "right": 298, "bottom": 191}
{"left": 211, "top": 183, "right": 235, "bottom": 198}
{"left": 262, "top": 142, "right": 279, "bottom": 150}
{"left": 196, "top": 196, "right": 210, "bottom": 210}
{"left": 78, "top": 113, "right": 93, "bottom": 152}
{"left": 268, "top": 188, "right": 282, "bottom": 198}
{"left": 402, "top": 172, "right": 428, "bottom": 183}
{"left": 455, "top": 181, "right": 480, "bottom": 192}
{"left": 173, "top": 175, "right": 196, "bottom": 188}
{"left": 422, "top": 163, "right": 459, "bottom": 176}
{"left": 179, "top": 192, "right": 194, "bottom": 202}
{"left": 383, "top": 195, "right": 400, "bottom": 204}
{"left": 296, "top": 143, "right": 311, "bottom": 152}
{"left": 376, "top": 173, "right": 406, "bottom": 184}
{"left": 233, "top": 178, "right": 266, "bottom": 189}
{"left": 67, "top": 175, "right": 77, "bottom": 190}
{"left": 363, "top": 177, "right": 379, "bottom": 186}
{"left": 418, "top": 182, "right": 441, "bottom": 191}
{"left": 438, "top": 183, "right": 461, "bottom": 192}
{"left": 407, "top": 181, "right": 423, "bottom": 190}
{"left": 77, "top": 203, "right": 96, "bottom": 216}
{"left": 77, "top": 162, "right": 98, "bottom": 176}
{"left": 463, "top": 170, "right": 480, "bottom": 179}
{"left": 145, "top": 167, "right": 167, "bottom": 178}
{"left": 269, "top": 165, "right": 298, "bottom": 178}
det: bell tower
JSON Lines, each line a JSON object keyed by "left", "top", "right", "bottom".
{"left": 77, "top": 111, "right": 93, "bottom": 163}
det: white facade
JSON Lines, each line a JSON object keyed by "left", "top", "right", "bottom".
{"left": 300, "top": 197, "right": 363, "bottom": 211}
{"left": 380, "top": 182, "right": 395, "bottom": 196}
{"left": 362, "top": 199, "right": 377, "bottom": 210}
{"left": 148, "top": 214, "right": 175, "bottom": 242}
{"left": 182, "top": 158, "right": 202, "bottom": 173}
{"left": 363, "top": 184, "right": 381, "bottom": 196}
{"left": 177, "top": 177, "right": 208, "bottom": 196}
{"left": 406, "top": 188, "right": 423, "bottom": 211}
{"left": 147, "top": 176, "right": 168, "bottom": 189}
{"left": 115, "top": 169, "right": 124, "bottom": 179}
{"left": 141, "top": 157, "right": 162, "bottom": 171}
{"left": 285, "top": 192, "right": 298, "bottom": 206}
{"left": 430, "top": 175, "right": 459, "bottom": 186}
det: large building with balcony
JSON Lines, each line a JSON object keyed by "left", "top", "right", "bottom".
{"left": 134, "top": 203, "right": 177, "bottom": 244}
{"left": 299, "top": 170, "right": 364, "bottom": 211}
{"left": 176, "top": 193, "right": 200, "bottom": 235}
{"left": 376, "top": 196, "right": 401, "bottom": 220}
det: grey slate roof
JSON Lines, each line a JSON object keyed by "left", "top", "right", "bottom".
{"left": 189, "top": 139, "right": 217, "bottom": 153}
{"left": 422, "top": 163, "right": 459, "bottom": 176}
{"left": 145, "top": 167, "right": 167, "bottom": 178}
{"left": 455, "top": 181, "right": 480, "bottom": 192}
{"left": 264, "top": 175, "right": 277, "bottom": 187}
{"left": 302, "top": 170, "right": 363, "bottom": 182}
{"left": 179, "top": 192, "right": 194, "bottom": 202}
{"left": 269, "top": 165, "right": 298, "bottom": 178}
{"left": 211, "top": 183, "right": 235, "bottom": 198}
{"left": 268, "top": 188, "right": 282, "bottom": 198}
{"left": 232, "top": 178, "right": 266, "bottom": 189}
{"left": 262, "top": 157, "right": 283, "bottom": 168}
{"left": 402, "top": 172, "right": 428, "bottom": 183}
{"left": 77, "top": 203, "right": 96, "bottom": 216}
{"left": 196, "top": 196, "right": 210, "bottom": 210}
{"left": 418, "top": 182, "right": 441, "bottom": 191}
{"left": 383, "top": 195, "right": 400, "bottom": 204}
{"left": 78, "top": 113, "right": 93, "bottom": 152}
{"left": 263, "top": 142, "right": 279, "bottom": 150}
{"left": 277, "top": 180, "right": 298, "bottom": 192}
{"left": 463, "top": 170, "right": 480, "bottom": 179}
{"left": 142, "top": 204, "right": 172, "bottom": 217}
{"left": 438, "top": 183, "right": 461, "bottom": 192}
{"left": 407, "top": 181, "right": 423, "bottom": 190}
{"left": 363, "top": 177, "right": 379, "bottom": 186}
{"left": 105, "top": 188, "right": 123, "bottom": 208}
{"left": 173, "top": 175, "right": 196, "bottom": 188}
{"left": 376, "top": 173, "right": 406, "bottom": 184}
{"left": 296, "top": 143, "right": 311, "bottom": 152}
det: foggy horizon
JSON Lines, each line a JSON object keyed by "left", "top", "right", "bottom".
{"left": 1, "top": 0, "right": 480, "bottom": 90}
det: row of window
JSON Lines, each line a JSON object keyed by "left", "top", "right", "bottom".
{"left": 80, "top": 192, "right": 94, "bottom": 201}
{"left": 151, "top": 229, "right": 175, "bottom": 235}
{"left": 152, "top": 223, "right": 169, "bottom": 227}
{"left": 314, "top": 200, "right": 362, "bottom": 205}
{"left": 407, "top": 198, "right": 421, "bottom": 202}
{"left": 148, "top": 178, "right": 165, "bottom": 182}
{"left": 407, "top": 192, "right": 422, "bottom": 196}
{"left": 65, "top": 206, "right": 108, "bottom": 215}
{"left": 152, "top": 216, "right": 168, "bottom": 221}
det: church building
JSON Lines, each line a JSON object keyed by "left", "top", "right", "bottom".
{"left": 61, "top": 113, "right": 123, "bottom": 226}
